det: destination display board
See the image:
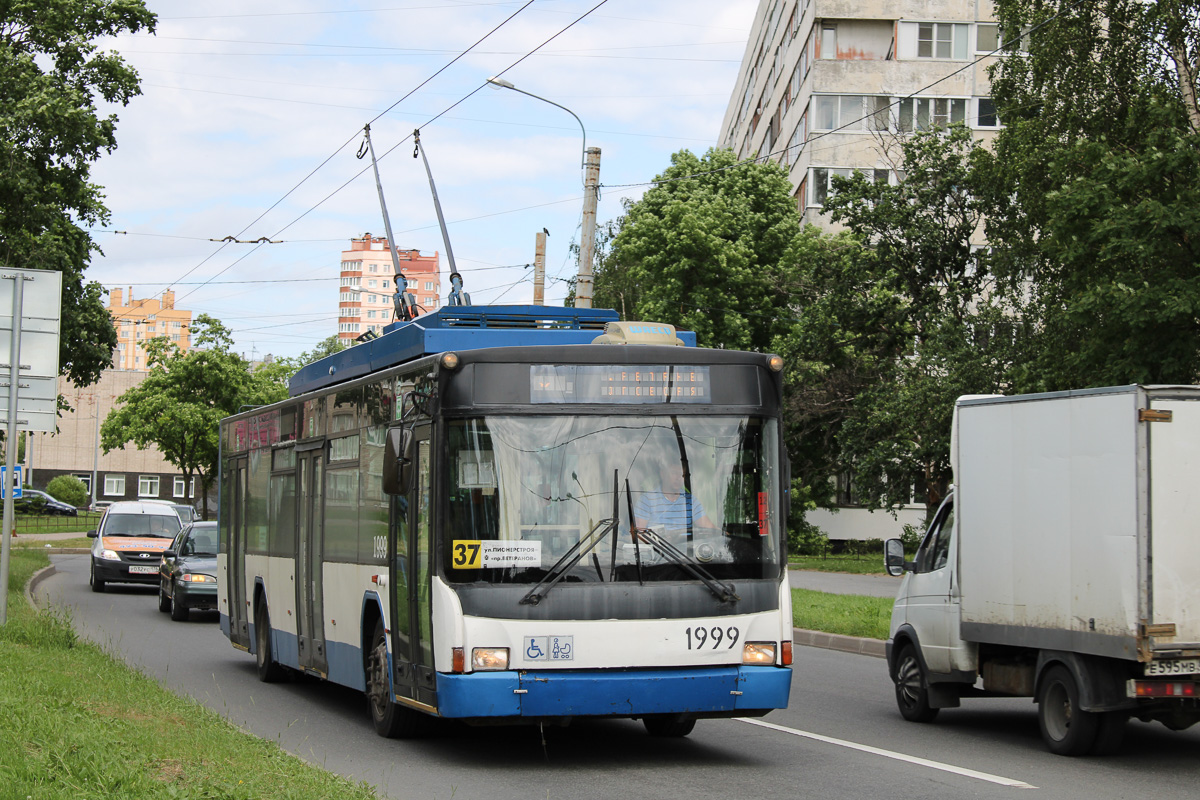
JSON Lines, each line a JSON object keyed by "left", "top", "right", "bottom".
{"left": 530, "top": 365, "right": 711, "bottom": 404}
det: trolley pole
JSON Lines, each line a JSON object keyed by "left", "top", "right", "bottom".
{"left": 533, "top": 231, "right": 547, "bottom": 306}
{"left": 576, "top": 146, "right": 601, "bottom": 309}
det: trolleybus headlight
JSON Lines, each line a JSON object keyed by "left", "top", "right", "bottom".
{"left": 743, "top": 642, "right": 777, "bottom": 665}
{"left": 472, "top": 647, "right": 510, "bottom": 671}
{"left": 440, "top": 352, "right": 460, "bottom": 370}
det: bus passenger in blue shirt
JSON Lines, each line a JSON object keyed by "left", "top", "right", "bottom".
{"left": 633, "top": 463, "right": 717, "bottom": 543}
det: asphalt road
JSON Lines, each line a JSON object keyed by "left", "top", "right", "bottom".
{"left": 36, "top": 554, "right": 1200, "bottom": 799}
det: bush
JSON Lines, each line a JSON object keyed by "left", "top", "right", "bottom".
{"left": 788, "top": 518, "right": 830, "bottom": 556}
{"left": 900, "top": 523, "right": 924, "bottom": 554}
{"left": 45, "top": 475, "right": 88, "bottom": 507}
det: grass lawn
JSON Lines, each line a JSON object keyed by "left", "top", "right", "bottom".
{"left": 0, "top": 549, "right": 383, "bottom": 800}
{"left": 791, "top": 587, "right": 892, "bottom": 640}
{"left": 788, "top": 554, "right": 890, "bottom": 574}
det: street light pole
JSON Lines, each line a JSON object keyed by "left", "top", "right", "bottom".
{"left": 486, "top": 77, "right": 599, "bottom": 307}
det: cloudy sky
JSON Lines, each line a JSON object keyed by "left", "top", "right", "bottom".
{"left": 88, "top": 0, "right": 758, "bottom": 360}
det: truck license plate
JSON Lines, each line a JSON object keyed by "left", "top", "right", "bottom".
{"left": 1146, "top": 659, "right": 1200, "bottom": 676}
{"left": 128, "top": 565, "right": 158, "bottom": 575}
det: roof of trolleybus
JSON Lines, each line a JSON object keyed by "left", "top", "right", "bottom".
{"left": 289, "top": 305, "right": 698, "bottom": 397}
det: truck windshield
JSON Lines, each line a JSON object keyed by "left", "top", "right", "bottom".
{"left": 443, "top": 415, "right": 782, "bottom": 584}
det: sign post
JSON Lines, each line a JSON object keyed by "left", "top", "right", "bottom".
{"left": 0, "top": 269, "right": 62, "bottom": 625}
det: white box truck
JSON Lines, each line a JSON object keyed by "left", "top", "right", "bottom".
{"left": 884, "top": 386, "right": 1200, "bottom": 755}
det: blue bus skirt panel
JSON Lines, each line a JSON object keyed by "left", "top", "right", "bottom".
{"left": 435, "top": 666, "right": 791, "bottom": 719}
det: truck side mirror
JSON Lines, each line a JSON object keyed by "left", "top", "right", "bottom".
{"left": 884, "top": 538, "right": 908, "bottom": 577}
{"left": 382, "top": 427, "right": 413, "bottom": 495}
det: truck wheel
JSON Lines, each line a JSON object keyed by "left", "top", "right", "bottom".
{"left": 893, "top": 644, "right": 939, "bottom": 722}
{"left": 1039, "top": 665, "right": 1099, "bottom": 755}
{"left": 254, "top": 602, "right": 287, "bottom": 683}
{"left": 643, "top": 714, "right": 697, "bottom": 737}
{"left": 366, "top": 617, "right": 422, "bottom": 738}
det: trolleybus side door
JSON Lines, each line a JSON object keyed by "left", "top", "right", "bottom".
{"left": 228, "top": 456, "right": 251, "bottom": 649}
{"left": 296, "top": 443, "right": 329, "bottom": 675}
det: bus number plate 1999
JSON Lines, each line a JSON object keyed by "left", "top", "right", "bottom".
{"left": 685, "top": 625, "right": 740, "bottom": 650}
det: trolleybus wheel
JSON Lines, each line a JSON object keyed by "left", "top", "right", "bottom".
{"left": 366, "top": 617, "right": 422, "bottom": 738}
{"left": 254, "top": 602, "right": 287, "bottom": 682}
{"left": 642, "top": 714, "right": 696, "bottom": 737}
{"left": 1039, "top": 665, "right": 1099, "bottom": 756}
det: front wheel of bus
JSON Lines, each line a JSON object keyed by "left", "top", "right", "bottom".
{"left": 643, "top": 714, "right": 696, "bottom": 737}
{"left": 255, "top": 602, "right": 286, "bottom": 683}
{"left": 367, "top": 618, "right": 422, "bottom": 738}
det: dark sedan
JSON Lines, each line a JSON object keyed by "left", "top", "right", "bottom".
{"left": 158, "top": 522, "right": 218, "bottom": 621}
{"left": 16, "top": 489, "right": 78, "bottom": 516}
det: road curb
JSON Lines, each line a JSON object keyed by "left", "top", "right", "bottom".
{"left": 26, "top": 563, "right": 56, "bottom": 611}
{"left": 793, "top": 627, "right": 886, "bottom": 659}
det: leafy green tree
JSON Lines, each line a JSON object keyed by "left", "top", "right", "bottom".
{"left": 986, "top": 0, "right": 1200, "bottom": 389}
{"left": 101, "top": 315, "right": 257, "bottom": 519}
{"left": 609, "top": 148, "right": 801, "bottom": 350}
{"left": 786, "top": 126, "right": 1016, "bottom": 517}
{"left": 0, "top": 0, "right": 156, "bottom": 387}
{"left": 46, "top": 475, "right": 87, "bottom": 507}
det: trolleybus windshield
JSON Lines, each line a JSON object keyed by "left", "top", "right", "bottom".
{"left": 443, "top": 414, "right": 781, "bottom": 585}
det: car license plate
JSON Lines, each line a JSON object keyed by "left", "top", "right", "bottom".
{"left": 1146, "top": 659, "right": 1200, "bottom": 676}
{"left": 128, "top": 565, "right": 158, "bottom": 575}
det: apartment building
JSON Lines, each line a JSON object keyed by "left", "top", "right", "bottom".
{"left": 338, "top": 234, "right": 440, "bottom": 347}
{"left": 28, "top": 370, "right": 203, "bottom": 510}
{"left": 719, "top": 0, "right": 1002, "bottom": 229}
{"left": 109, "top": 288, "right": 192, "bottom": 369}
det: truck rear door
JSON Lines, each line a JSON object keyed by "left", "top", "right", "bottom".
{"left": 1147, "top": 397, "right": 1200, "bottom": 648}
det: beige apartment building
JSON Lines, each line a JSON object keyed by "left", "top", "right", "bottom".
{"left": 338, "top": 234, "right": 440, "bottom": 347}
{"left": 109, "top": 287, "right": 192, "bottom": 369}
{"left": 28, "top": 370, "right": 201, "bottom": 509}
{"left": 719, "top": 0, "right": 1001, "bottom": 229}
{"left": 720, "top": 0, "right": 1005, "bottom": 539}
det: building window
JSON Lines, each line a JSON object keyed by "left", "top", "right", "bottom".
{"left": 138, "top": 475, "right": 160, "bottom": 497}
{"left": 104, "top": 474, "right": 125, "bottom": 496}
{"left": 173, "top": 476, "right": 194, "bottom": 498}
{"left": 369, "top": 264, "right": 378, "bottom": 273}
{"left": 812, "top": 95, "right": 890, "bottom": 132}
{"left": 898, "top": 97, "right": 967, "bottom": 131}
{"left": 809, "top": 167, "right": 889, "bottom": 207}
{"left": 976, "top": 97, "right": 1000, "bottom": 127}
{"left": 368, "top": 279, "right": 377, "bottom": 288}
{"left": 382, "top": 280, "right": 390, "bottom": 289}
{"left": 820, "top": 22, "right": 837, "bottom": 58}
{"left": 910, "top": 21, "right": 970, "bottom": 59}
{"left": 424, "top": 281, "right": 434, "bottom": 291}
{"left": 76, "top": 474, "right": 92, "bottom": 495}
{"left": 367, "top": 310, "right": 377, "bottom": 319}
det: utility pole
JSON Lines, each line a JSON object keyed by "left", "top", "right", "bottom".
{"left": 533, "top": 231, "right": 547, "bottom": 306}
{"left": 576, "top": 146, "right": 601, "bottom": 309}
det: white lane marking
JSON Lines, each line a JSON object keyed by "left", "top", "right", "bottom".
{"left": 736, "top": 717, "right": 1037, "bottom": 789}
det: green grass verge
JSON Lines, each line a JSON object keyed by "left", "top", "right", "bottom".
{"left": 791, "top": 587, "right": 892, "bottom": 640}
{"left": 16, "top": 537, "right": 92, "bottom": 549}
{"left": 0, "top": 549, "right": 382, "bottom": 800}
{"left": 788, "top": 554, "right": 889, "bottom": 574}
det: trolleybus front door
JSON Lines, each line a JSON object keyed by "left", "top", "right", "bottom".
{"left": 296, "top": 447, "right": 329, "bottom": 676}
{"left": 228, "top": 456, "right": 250, "bottom": 649}
{"left": 390, "top": 425, "right": 436, "bottom": 706}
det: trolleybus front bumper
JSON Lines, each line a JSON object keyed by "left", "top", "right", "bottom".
{"left": 435, "top": 665, "right": 791, "bottom": 719}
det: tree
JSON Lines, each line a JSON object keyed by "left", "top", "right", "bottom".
{"left": 1, "top": 1, "right": 157, "bottom": 388}
{"left": 986, "top": 0, "right": 1200, "bottom": 389}
{"left": 784, "top": 126, "right": 1016, "bottom": 518}
{"left": 101, "top": 315, "right": 258, "bottom": 518}
{"left": 46, "top": 474, "right": 87, "bottom": 507}
{"left": 608, "top": 148, "right": 802, "bottom": 351}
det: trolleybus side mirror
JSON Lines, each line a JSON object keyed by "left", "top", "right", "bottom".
{"left": 383, "top": 427, "right": 414, "bottom": 495}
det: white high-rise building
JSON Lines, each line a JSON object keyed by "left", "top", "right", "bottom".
{"left": 719, "top": 0, "right": 1003, "bottom": 230}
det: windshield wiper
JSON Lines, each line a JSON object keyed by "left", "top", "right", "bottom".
{"left": 520, "top": 515, "right": 617, "bottom": 605}
{"left": 633, "top": 527, "right": 740, "bottom": 604}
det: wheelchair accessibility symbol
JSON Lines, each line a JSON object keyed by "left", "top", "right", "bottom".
{"left": 524, "top": 635, "right": 574, "bottom": 662}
